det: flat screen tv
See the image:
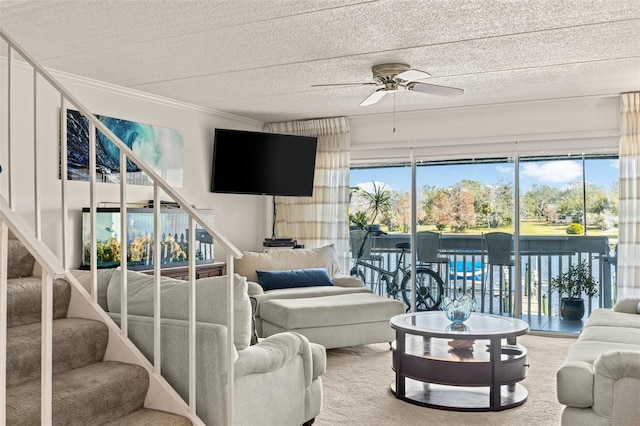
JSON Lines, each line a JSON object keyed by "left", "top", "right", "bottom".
{"left": 211, "top": 128, "right": 318, "bottom": 196}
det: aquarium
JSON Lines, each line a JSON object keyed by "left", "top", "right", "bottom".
{"left": 81, "top": 207, "right": 214, "bottom": 270}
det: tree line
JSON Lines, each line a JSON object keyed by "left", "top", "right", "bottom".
{"left": 350, "top": 179, "right": 618, "bottom": 233}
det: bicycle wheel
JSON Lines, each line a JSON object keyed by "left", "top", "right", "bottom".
{"left": 400, "top": 267, "right": 444, "bottom": 311}
{"left": 350, "top": 266, "right": 366, "bottom": 286}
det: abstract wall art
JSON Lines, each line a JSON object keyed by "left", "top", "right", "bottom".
{"left": 65, "top": 109, "right": 184, "bottom": 187}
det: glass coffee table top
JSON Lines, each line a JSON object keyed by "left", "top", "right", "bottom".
{"left": 391, "top": 311, "right": 529, "bottom": 339}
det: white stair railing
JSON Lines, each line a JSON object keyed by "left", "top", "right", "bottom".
{"left": 0, "top": 222, "right": 8, "bottom": 424}
{"left": 0, "top": 29, "right": 241, "bottom": 425}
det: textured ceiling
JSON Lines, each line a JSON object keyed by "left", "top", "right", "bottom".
{"left": 1, "top": 0, "right": 640, "bottom": 123}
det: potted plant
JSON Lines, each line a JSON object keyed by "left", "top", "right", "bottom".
{"left": 551, "top": 260, "right": 598, "bottom": 320}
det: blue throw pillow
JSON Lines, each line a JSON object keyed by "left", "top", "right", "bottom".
{"left": 256, "top": 268, "right": 333, "bottom": 291}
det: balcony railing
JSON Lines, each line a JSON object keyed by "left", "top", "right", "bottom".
{"left": 354, "top": 233, "right": 615, "bottom": 326}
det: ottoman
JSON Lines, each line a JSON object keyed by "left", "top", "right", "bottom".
{"left": 260, "top": 292, "right": 405, "bottom": 349}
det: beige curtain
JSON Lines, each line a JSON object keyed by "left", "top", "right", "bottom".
{"left": 266, "top": 117, "right": 351, "bottom": 271}
{"left": 618, "top": 92, "right": 640, "bottom": 299}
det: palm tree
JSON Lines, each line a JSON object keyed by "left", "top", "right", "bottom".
{"left": 360, "top": 181, "right": 391, "bottom": 225}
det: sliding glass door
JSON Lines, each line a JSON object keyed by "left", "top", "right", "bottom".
{"left": 518, "top": 155, "right": 618, "bottom": 330}
{"left": 349, "top": 154, "right": 618, "bottom": 331}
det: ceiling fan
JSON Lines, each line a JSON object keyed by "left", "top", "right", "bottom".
{"left": 312, "top": 63, "right": 464, "bottom": 106}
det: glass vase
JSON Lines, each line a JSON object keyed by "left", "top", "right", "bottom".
{"left": 443, "top": 294, "right": 477, "bottom": 323}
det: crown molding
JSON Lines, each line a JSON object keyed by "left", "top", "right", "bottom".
{"left": 1, "top": 56, "right": 263, "bottom": 127}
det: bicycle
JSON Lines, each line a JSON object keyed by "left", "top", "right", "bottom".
{"left": 349, "top": 230, "right": 445, "bottom": 311}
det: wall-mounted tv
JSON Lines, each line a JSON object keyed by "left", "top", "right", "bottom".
{"left": 210, "top": 128, "right": 318, "bottom": 197}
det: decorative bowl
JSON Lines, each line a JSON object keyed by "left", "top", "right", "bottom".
{"left": 443, "top": 294, "right": 477, "bottom": 323}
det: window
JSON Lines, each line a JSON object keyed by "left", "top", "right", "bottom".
{"left": 350, "top": 154, "right": 618, "bottom": 323}
{"left": 349, "top": 155, "right": 617, "bottom": 241}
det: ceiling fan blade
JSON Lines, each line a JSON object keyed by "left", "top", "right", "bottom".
{"left": 395, "top": 69, "right": 431, "bottom": 82}
{"left": 311, "top": 82, "right": 377, "bottom": 87}
{"left": 409, "top": 82, "right": 464, "bottom": 97}
{"left": 360, "top": 89, "right": 388, "bottom": 106}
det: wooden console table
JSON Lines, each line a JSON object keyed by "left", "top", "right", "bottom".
{"left": 139, "top": 262, "right": 226, "bottom": 280}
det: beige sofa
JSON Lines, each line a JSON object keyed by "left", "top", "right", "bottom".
{"left": 73, "top": 268, "right": 325, "bottom": 426}
{"left": 556, "top": 298, "right": 640, "bottom": 425}
{"left": 235, "top": 245, "right": 405, "bottom": 349}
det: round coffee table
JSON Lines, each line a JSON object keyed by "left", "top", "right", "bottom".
{"left": 390, "top": 311, "right": 529, "bottom": 411}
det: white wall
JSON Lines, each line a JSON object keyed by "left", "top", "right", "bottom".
{"left": 1, "top": 62, "right": 266, "bottom": 266}
{"left": 349, "top": 96, "right": 620, "bottom": 163}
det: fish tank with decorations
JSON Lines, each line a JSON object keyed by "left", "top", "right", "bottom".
{"left": 81, "top": 207, "right": 214, "bottom": 270}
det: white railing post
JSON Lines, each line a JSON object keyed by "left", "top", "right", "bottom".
{"left": 226, "top": 254, "right": 235, "bottom": 426}
{"left": 41, "top": 273, "right": 53, "bottom": 423}
{"left": 60, "top": 98, "right": 69, "bottom": 270}
{"left": 33, "top": 71, "right": 41, "bottom": 240}
{"left": 188, "top": 218, "right": 197, "bottom": 416}
{"left": 153, "top": 185, "right": 162, "bottom": 373}
{"left": 119, "top": 152, "right": 128, "bottom": 337}
{"left": 0, "top": 221, "right": 8, "bottom": 426}
{"left": 7, "top": 47, "right": 14, "bottom": 209}
{"left": 89, "top": 122, "right": 98, "bottom": 303}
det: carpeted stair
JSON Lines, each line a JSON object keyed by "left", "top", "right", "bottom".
{"left": 4, "top": 238, "right": 192, "bottom": 425}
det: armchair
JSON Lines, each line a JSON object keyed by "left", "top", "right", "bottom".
{"left": 73, "top": 269, "right": 325, "bottom": 426}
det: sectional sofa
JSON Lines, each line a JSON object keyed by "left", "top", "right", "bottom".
{"left": 556, "top": 298, "right": 640, "bottom": 425}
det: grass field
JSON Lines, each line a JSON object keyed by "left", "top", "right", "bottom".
{"left": 401, "top": 220, "right": 619, "bottom": 245}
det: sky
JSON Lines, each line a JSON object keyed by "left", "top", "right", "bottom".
{"left": 351, "top": 158, "right": 619, "bottom": 194}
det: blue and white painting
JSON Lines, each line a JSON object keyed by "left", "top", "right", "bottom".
{"left": 65, "top": 110, "right": 184, "bottom": 186}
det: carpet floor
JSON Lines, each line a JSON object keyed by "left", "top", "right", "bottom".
{"left": 316, "top": 333, "right": 576, "bottom": 426}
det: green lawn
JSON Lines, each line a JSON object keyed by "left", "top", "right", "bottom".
{"left": 393, "top": 221, "right": 618, "bottom": 245}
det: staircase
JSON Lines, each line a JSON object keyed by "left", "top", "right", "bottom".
{"left": 1, "top": 28, "right": 241, "bottom": 424}
{"left": 4, "top": 238, "right": 191, "bottom": 425}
